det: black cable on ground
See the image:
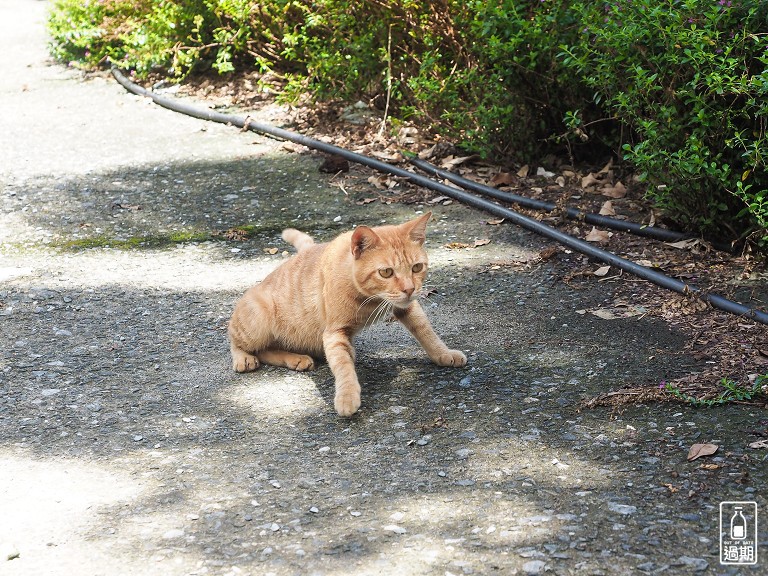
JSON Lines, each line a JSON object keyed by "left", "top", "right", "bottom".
{"left": 111, "top": 68, "right": 768, "bottom": 326}
{"left": 408, "top": 157, "right": 689, "bottom": 242}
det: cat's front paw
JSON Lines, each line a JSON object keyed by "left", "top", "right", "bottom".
{"left": 233, "top": 353, "right": 260, "bottom": 372}
{"left": 334, "top": 390, "right": 361, "bottom": 417}
{"left": 435, "top": 349, "right": 467, "bottom": 368}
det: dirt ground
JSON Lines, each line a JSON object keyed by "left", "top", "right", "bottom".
{"left": 1, "top": 2, "right": 766, "bottom": 575}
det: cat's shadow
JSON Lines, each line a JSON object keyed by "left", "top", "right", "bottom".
{"left": 305, "top": 355, "right": 444, "bottom": 416}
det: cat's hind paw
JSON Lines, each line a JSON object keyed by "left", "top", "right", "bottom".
{"left": 435, "top": 349, "right": 467, "bottom": 368}
{"left": 291, "top": 355, "right": 316, "bottom": 371}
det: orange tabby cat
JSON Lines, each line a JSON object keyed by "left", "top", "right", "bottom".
{"left": 228, "top": 212, "right": 467, "bottom": 416}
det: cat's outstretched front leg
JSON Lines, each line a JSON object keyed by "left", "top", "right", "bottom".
{"left": 394, "top": 302, "right": 467, "bottom": 367}
{"left": 323, "top": 327, "right": 362, "bottom": 417}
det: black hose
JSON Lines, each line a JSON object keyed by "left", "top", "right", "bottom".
{"left": 408, "top": 157, "right": 689, "bottom": 242}
{"left": 111, "top": 68, "right": 768, "bottom": 326}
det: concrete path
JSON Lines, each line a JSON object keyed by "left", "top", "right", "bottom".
{"left": 1, "top": 2, "right": 764, "bottom": 575}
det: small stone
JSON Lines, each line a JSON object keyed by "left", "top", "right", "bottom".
{"left": 455, "top": 448, "right": 472, "bottom": 459}
{"left": 161, "top": 529, "right": 184, "bottom": 539}
{"left": 54, "top": 329, "right": 72, "bottom": 337}
{"left": 455, "top": 479, "right": 475, "bottom": 487}
{"left": 270, "top": 523, "right": 280, "bottom": 532}
{"left": 41, "top": 389, "right": 61, "bottom": 397}
{"left": 350, "top": 511, "right": 362, "bottom": 517}
{"left": 390, "top": 512, "right": 405, "bottom": 522}
{"left": 382, "top": 524, "right": 407, "bottom": 534}
{"left": 186, "top": 514, "right": 200, "bottom": 521}
{"left": 522, "top": 560, "right": 546, "bottom": 574}
{"left": 416, "top": 435, "right": 431, "bottom": 446}
{"left": 318, "top": 446, "right": 330, "bottom": 453}
{"left": 309, "top": 507, "right": 319, "bottom": 514}
{"left": 608, "top": 502, "right": 637, "bottom": 515}
{"left": 459, "top": 376, "right": 472, "bottom": 388}
{"left": 677, "top": 557, "right": 708, "bottom": 571}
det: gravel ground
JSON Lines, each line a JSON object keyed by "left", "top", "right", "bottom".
{"left": 1, "top": 2, "right": 766, "bottom": 575}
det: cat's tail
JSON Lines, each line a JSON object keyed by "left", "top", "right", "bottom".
{"left": 281, "top": 228, "right": 315, "bottom": 252}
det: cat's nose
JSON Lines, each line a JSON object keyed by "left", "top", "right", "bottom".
{"left": 403, "top": 287, "right": 414, "bottom": 298}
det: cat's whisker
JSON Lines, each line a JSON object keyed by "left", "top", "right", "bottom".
{"left": 356, "top": 295, "right": 380, "bottom": 321}
{"left": 372, "top": 299, "right": 393, "bottom": 326}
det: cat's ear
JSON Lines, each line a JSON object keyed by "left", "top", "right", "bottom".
{"left": 405, "top": 211, "right": 432, "bottom": 245}
{"left": 351, "top": 226, "right": 380, "bottom": 259}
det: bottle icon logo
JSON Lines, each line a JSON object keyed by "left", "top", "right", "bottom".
{"left": 720, "top": 501, "right": 758, "bottom": 565}
{"left": 730, "top": 506, "right": 747, "bottom": 540}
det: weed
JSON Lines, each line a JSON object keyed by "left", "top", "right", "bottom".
{"left": 664, "top": 374, "right": 768, "bottom": 407}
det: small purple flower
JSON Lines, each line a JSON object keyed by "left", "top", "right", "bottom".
{"left": 659, "top": 380, "right": 667, "bottom": 389}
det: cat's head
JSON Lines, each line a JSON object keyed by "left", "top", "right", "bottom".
{"left": 350, "top": 212, "right": 431, "bottom": 309}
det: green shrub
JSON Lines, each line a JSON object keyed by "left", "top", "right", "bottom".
{"left": 47, "top": 1, "right": 768, "bottom": 245}
{"left": 47, "top": 0, "right": 295, "bottom": 76}
{"left": 560, "top": 0, "right": 768, "bottom": 244}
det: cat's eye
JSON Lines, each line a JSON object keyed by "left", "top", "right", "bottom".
{"left": 379, "top": 268, "right": 394, "bottom": 278}
{"left": 412, "top": 263, "right": 425, "bottom": 273}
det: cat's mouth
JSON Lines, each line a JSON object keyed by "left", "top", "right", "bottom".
{"left": 389, "top": 294, "right": 416, "bottom": 309}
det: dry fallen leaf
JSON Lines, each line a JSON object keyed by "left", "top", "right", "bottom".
{"left": 367, "top": 175, "right": 388, "bottom": 189}
{"left": 486, "top": 218, "right": 505, "bottom": 225}
{"left": 355, "top": 197, "right": 377, "bottom": 205}
{"left": 665, "top": 238, "right": 701, "bottom": 250}
{"left": 370, "top": 150, "right": 402, "bottom": 162}
{"left": 687, "top": 443, "right": 718, "bottom": 462}
{"left": 539, "top": 246, "right": 559, "bottom": 261}
{"left": 601, "top": 181, "right": 627, "bottom": 199}
{"left": 598, "top": 158, "right": 614, "bottom": 174}
{"left": 748, "top": 440, "right": 768, "bottom": 449}
{"left": 599, "top": 200, "right": 616, "bottom": 216}
{"left": 594, "top": 265, "right": 611, "bottom": 277}
{"left": 585, "top": 227, "right": 610, "bottom": 243}
{"left": 517, "top": 164, "right": 530, "bottom": 178}
{"left": 444, "top": 238, "right": 490, "bottom": 250}
{"left": 490, "top": 172, "right": 516, "bottom": 187}
{"left": 440, "top": 155, "right": 475, "bottom": 169}
{"left": 263, "top": 247, "right": 279, "bottom": 255}
{"left": 581, "top": 173, "right": 600, "bottom": 189}
{"left": 444, "top": 242, "right": 471, "bottom": 250}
